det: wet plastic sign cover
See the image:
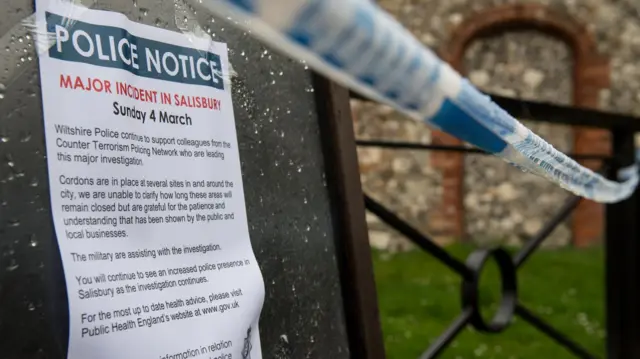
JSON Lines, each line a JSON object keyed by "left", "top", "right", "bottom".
{"left": 35, "top": 0, "right": 264, "bottom": 358}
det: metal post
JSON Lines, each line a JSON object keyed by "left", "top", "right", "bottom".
{"left": 605, "top": 129, "right": 640, "bottom": 359}
{"left": 313, "top": 76, "right": 386, "bottom": 359}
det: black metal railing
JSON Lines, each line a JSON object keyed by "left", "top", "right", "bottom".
{"left": 352, "top": 92, "right": 640, "bottom": 359}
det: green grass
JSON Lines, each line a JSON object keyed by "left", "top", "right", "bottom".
{"left": 373, "top": 245, "right": 605, "bottom": 359}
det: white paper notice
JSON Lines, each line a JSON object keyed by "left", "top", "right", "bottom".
{"left": 36, "top": 1, "right": 265, "bottom": 358}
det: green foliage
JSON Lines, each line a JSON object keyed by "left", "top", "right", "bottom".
{"left": 372, "top": 245, "right": 605, "bottom": 359}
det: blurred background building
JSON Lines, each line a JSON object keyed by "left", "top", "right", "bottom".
{"left": 353, "top": 0, "right": 640, "bottom": 251}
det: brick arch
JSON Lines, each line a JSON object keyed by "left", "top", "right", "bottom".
{"left": 432, "top": 3, "right": 610, "bottom": 246}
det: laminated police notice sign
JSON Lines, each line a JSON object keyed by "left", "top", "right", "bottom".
{"left": 36, "top": 1, "right": 264, "bottom": 358}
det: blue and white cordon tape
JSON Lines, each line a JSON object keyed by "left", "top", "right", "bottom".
{"left": 194, "top": 0, "right": 638, "bottom": 203}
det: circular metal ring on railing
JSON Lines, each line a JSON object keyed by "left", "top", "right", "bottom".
{"left": 461, "top": 247, "right": 517, "bottom": 333}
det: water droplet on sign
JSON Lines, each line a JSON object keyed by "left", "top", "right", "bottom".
{"left": 7, "top": 218, "right": 20, "bottom": 227}
{"left": 6, "top": 260, "right": 19, "bottom": 271}
{"left": 29, "top": 235, "right": 38, "bottom": 247}
{"left": 27, "top": 302, "right": 35, "bottom": 311}
{"left": 29, "top": 177, "right": 39, "bottom": 187}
